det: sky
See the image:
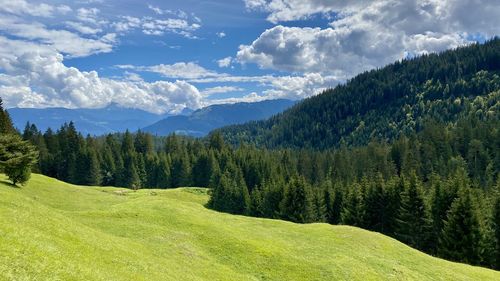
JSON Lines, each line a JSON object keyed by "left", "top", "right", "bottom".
{"left": 0, "top": 0, "right": 499, "bottom": 114}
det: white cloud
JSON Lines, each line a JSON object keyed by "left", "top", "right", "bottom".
{"left": 0, "top": 0, "right": 71, "bottom": 18}
{"left": 117, "top": 62, "right": 224, "bottom": 79}
{"left": 148, "top": 4, "right": 164, "bottom": 15}
{"left": 0, "top": 37, "right": 203, "bottom": 114}
{"left": 217, "top": 32, "right": 226, "bottom": 38}
{"left": 65, "top": 21, "right": 103, "bottom": 35}
{"left": 240, "top": 0, "right": 500, "bottom": 76}
{"left": 217, "top": 57, "right": 232, "bottom": 68}
{"left": 207, "top": 92, "right": 270, "bottom": 105}
{"left": 189, "top": 73, "right": 341, "bottom": 100}
{"left": 201, "top": 86, "right": 243, "bottom": 96}
{"left": 0, "top": 16, "right": 116, "bottom": 58}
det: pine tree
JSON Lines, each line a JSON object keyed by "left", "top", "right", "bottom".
{"left": 429, "top": 176, "right": 458, "bottom": 252}
{"left": 280, "top": 176, "right": 313, "bottom": 223}
{"left": 493, "top": 195, "right": 500, "bottom": 269}
{"left": 395, "top": 173, "right": 430, "bottom": 250}
{"left": 439, "top": 188, "right": 483, "bottom": 265}
{"left": 363, "top": 174, "right": 392, "bottom": 234}
{"left": 85, "top": 147, "right": 101, "bottom": 186}
{"left": 324, "top": 180, "right": 343, "bottom": 224}
{"left": 0, "top": 134, "right": 38, "bottom": 185}
{"left": 0, "top": 97, "right": 16, "bottom": 135}
{"left": 311, "top": 188, "right": 327, "bottom": 222}
{"left": 121, "top": 154, "right": 141, "bottom": 189}
{"left": 341, "top": 182, "right": 365, "bottom": 227}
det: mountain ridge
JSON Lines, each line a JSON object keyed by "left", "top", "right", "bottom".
{"left": 142, "top": 99, "right": 296, "bottom": 137}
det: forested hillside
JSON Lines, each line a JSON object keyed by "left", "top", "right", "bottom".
{"left": 217, "top": 39, "right": 500, "bottom": 149}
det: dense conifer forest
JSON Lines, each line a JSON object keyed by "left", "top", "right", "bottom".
{"left": 217, "top": 39, "right": 500, "bottom": 149}
{"left": 1, "top": 39, "right": 499, "bottom": 269}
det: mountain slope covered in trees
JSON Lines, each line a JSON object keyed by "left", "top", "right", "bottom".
{"left": 217, "top": 39, "right": 500, "bottom": 149}
{"left": 1, "top": 174, "right": 498, "bottom": 281}
{"left": 143, "top": 99, "right": 295, "bottom": 137}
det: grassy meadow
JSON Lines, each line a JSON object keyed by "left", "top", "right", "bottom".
{"left": 0, "top": 174, "right": 498, "bottom": 281}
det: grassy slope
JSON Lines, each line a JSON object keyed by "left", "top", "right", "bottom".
{"left": 0, "top": 174, "right": 498, "bottom": 281}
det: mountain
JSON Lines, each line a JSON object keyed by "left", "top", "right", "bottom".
{"left": 217, "top": 39, "right": 500, "bottom": 149}
{"left": 7, "top": 104, "right": 177, "bottom": 135}
{"left": 142, "top": 99, "right": 296, "bottom": 137}
{"left": 1, "top": 174, "right": 498, "bottom": 281}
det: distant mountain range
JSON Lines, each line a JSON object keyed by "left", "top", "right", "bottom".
{"left": 8, "top": 99, "right": 295, "bottom": 136}
{"left": 142, "top": 99, "right": 296, "bottom": 137}
{"left": 7, "top": 104, "right": 174, "bottom": 135}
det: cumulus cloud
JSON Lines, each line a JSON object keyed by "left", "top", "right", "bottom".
{"left": 240, "top": 0, "right": 500, "bottom": 76}
{"left": 116, "top": 62, "right": 223, "bottom": 79}
{"left": 216, "top": 32, "right": 226, "bottom": 38}
{"left": 0, "top": 37, "right": 203, "bottom": 114}
{"left": 201, "top": 86, "right": 243, "bottom": 96}
{"left": 189, "top": 72, "right": 341, "bottom": 100}
{"left": 217, "top": 57, "right": 232, "bottom": 68}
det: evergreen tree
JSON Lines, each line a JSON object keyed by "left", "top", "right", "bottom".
{"left": 439, "top": 189, "right": 483, "bottom": 265}
{"left": 324, "top": 181, "right": 343, "bottom": 224}
{"left": 0, "top": 134, "right": 38, "bottom": 185}
{"left": 280, "top": 176, "right": 313, "bottom": 223}
{"left": 0, "top": 97, "right": 16, "bottom": 135}
{"left": 341, "top": 183, "right": 365, "bottom": 226}
{"left": 494, "top": 194, "right": 500, "bottom": 269}
{"left": 395, "top": 173, "right": 430, "bottom": 250}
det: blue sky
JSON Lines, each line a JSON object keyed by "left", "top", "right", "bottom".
{"left": 0, "top": 0, "right": 499, "bottom": 114}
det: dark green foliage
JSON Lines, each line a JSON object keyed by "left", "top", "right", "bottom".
{"left": 0, "top": 98, "right": 16, "bottom": 135}
{"left": 280, "top": 176, "right": 314, "bottom": 223}
{"left": 395, "top": 174, "right": 430, "bottom": 250}
{"left": 439, "top": 189, "right": 483, "bottom": 265}
{"left": 218, "top": 39, "right": 500, "bottom": 149}
{"left": 208, "top": 163, "right": 250, "bottom": 215}
{"left": 494, "top": 194, "right": 500, "bottom": 269}
{"left": 0, "top": 134, "right": 38, "bottom": 185}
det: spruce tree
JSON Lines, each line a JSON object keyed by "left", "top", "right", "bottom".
{"left": 280, "top": 176, "right": 314, "bottom": 223}
{"left": 0, "top": 134, "right": 38, "bottom": 185}
{"left": 341, "top": 182, "right": 365, "bottom": 226}
{"left": 494, "top": 194, "right": 500, "bottom": 269}
{"left": 0, "top": 97, "right": 16, "bottom": 135}
{"left": 395, "top": 173, "right": 430, "bottom": 250}
{"left": 439, "top": 188, "right": 483, "bottom": 265}
{"left": 324, "top": 181, "right": 343, "bottom": 224}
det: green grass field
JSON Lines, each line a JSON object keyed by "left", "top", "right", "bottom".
{"left": 1, "top": 174, "right": 499, "bottom": 280}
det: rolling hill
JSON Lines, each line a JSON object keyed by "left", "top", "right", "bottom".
{"left": 1, "top": 174, "right": 498, "bottom": 280}
{"left": 143, "top": 99, "right": 295, "bottom": 137}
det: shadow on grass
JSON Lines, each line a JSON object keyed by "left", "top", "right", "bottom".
{"left": 0, "top": 179, "right": 19, "bottom": 188}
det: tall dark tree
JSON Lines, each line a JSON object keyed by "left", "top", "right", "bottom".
{"left": 493, "top": 193, "right": 500, "bottom": 269}
{"left": 396, "top": 173, "right": 430, "bottom": 250}
{"left": 0, "top": 97, "right": 16, "bottom": 135}
{"left": 439, "top": 189, "right": 483, "bottom": 265}
{"left": 280, "top": 176, "right": 314, "bottom": 223}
